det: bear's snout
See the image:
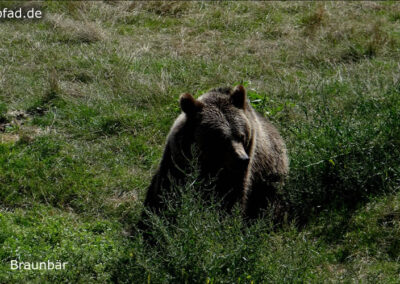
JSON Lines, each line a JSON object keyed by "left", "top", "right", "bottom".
{"left": 237, "top": 153, "right": 249, "bottom": 162}
{"left": 235, "top": 153, "right": 249, "bottom": 168}
{"left": 232, "top": 141, "right": 249, "bottom": 166}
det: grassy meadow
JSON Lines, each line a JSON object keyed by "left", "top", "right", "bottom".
{"left": 1, "top": 1, "right": 400, "bottom": 282}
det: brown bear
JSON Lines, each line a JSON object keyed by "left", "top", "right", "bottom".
{"left": 142, "top": 85, "right": 289, "bottom": 220}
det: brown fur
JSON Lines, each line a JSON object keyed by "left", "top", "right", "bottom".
{"left": 142, "top": 85, "right": 289, "bottom": 219}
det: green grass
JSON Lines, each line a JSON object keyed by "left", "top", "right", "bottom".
{"left": 0, "top": 206, "right": 126, "bottom": 283}
{"left": 0, "top": 1, "right": 400, "bottom": 282}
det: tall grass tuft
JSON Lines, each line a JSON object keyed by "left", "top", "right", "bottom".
{"left": 116, "top": 169, "right": 324, "bottom": 283}
{"left": 284, "top": 87, "right": 400, "bottom": 224}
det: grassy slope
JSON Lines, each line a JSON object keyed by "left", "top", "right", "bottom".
{"left": 0, "top": 1, "right": 400, "bottom": 283}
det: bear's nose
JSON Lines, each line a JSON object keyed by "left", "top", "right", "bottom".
{"left": 238, "top": 153, "right": 249, "bottom": 162}
{"left": 235, "top": 152, "right": 250, "bottom": 168}
{"left": 231, "top": 141, "right": 249, "bottom": 166}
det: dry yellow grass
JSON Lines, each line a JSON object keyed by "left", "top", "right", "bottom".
{"left": 46, "top": 13, "right": 105, "bottom": 43}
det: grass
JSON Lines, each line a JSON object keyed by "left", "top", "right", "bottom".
{"left": 0, "top": 1, "right": 400, "bottom": 282}
{"left": 0, "top": 206, "right": 126, "bottom": 283}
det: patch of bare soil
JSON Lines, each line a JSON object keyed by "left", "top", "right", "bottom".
{"left": 0, "top": 110, "right": 47, "bottom": 144}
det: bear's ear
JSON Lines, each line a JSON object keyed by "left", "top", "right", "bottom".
{"left": 231, "top": 85, "right": 246, "bottom": 109}
{"left": 180, "top": 93, "right": 203, "bottom": 115}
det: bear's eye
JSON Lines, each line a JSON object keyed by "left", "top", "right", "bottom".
{"left": 238, "top": 132, "right": 246, "bottom": 142}
{"left": 237, "top": 131, "right": 251, "bottom": 149}
{"left": 205, "top": 128, "right": 227, "bottom": 143}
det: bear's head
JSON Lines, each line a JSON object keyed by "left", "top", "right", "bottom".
{"left": 179, "top": 85, "right": 253, "bottom": 175}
